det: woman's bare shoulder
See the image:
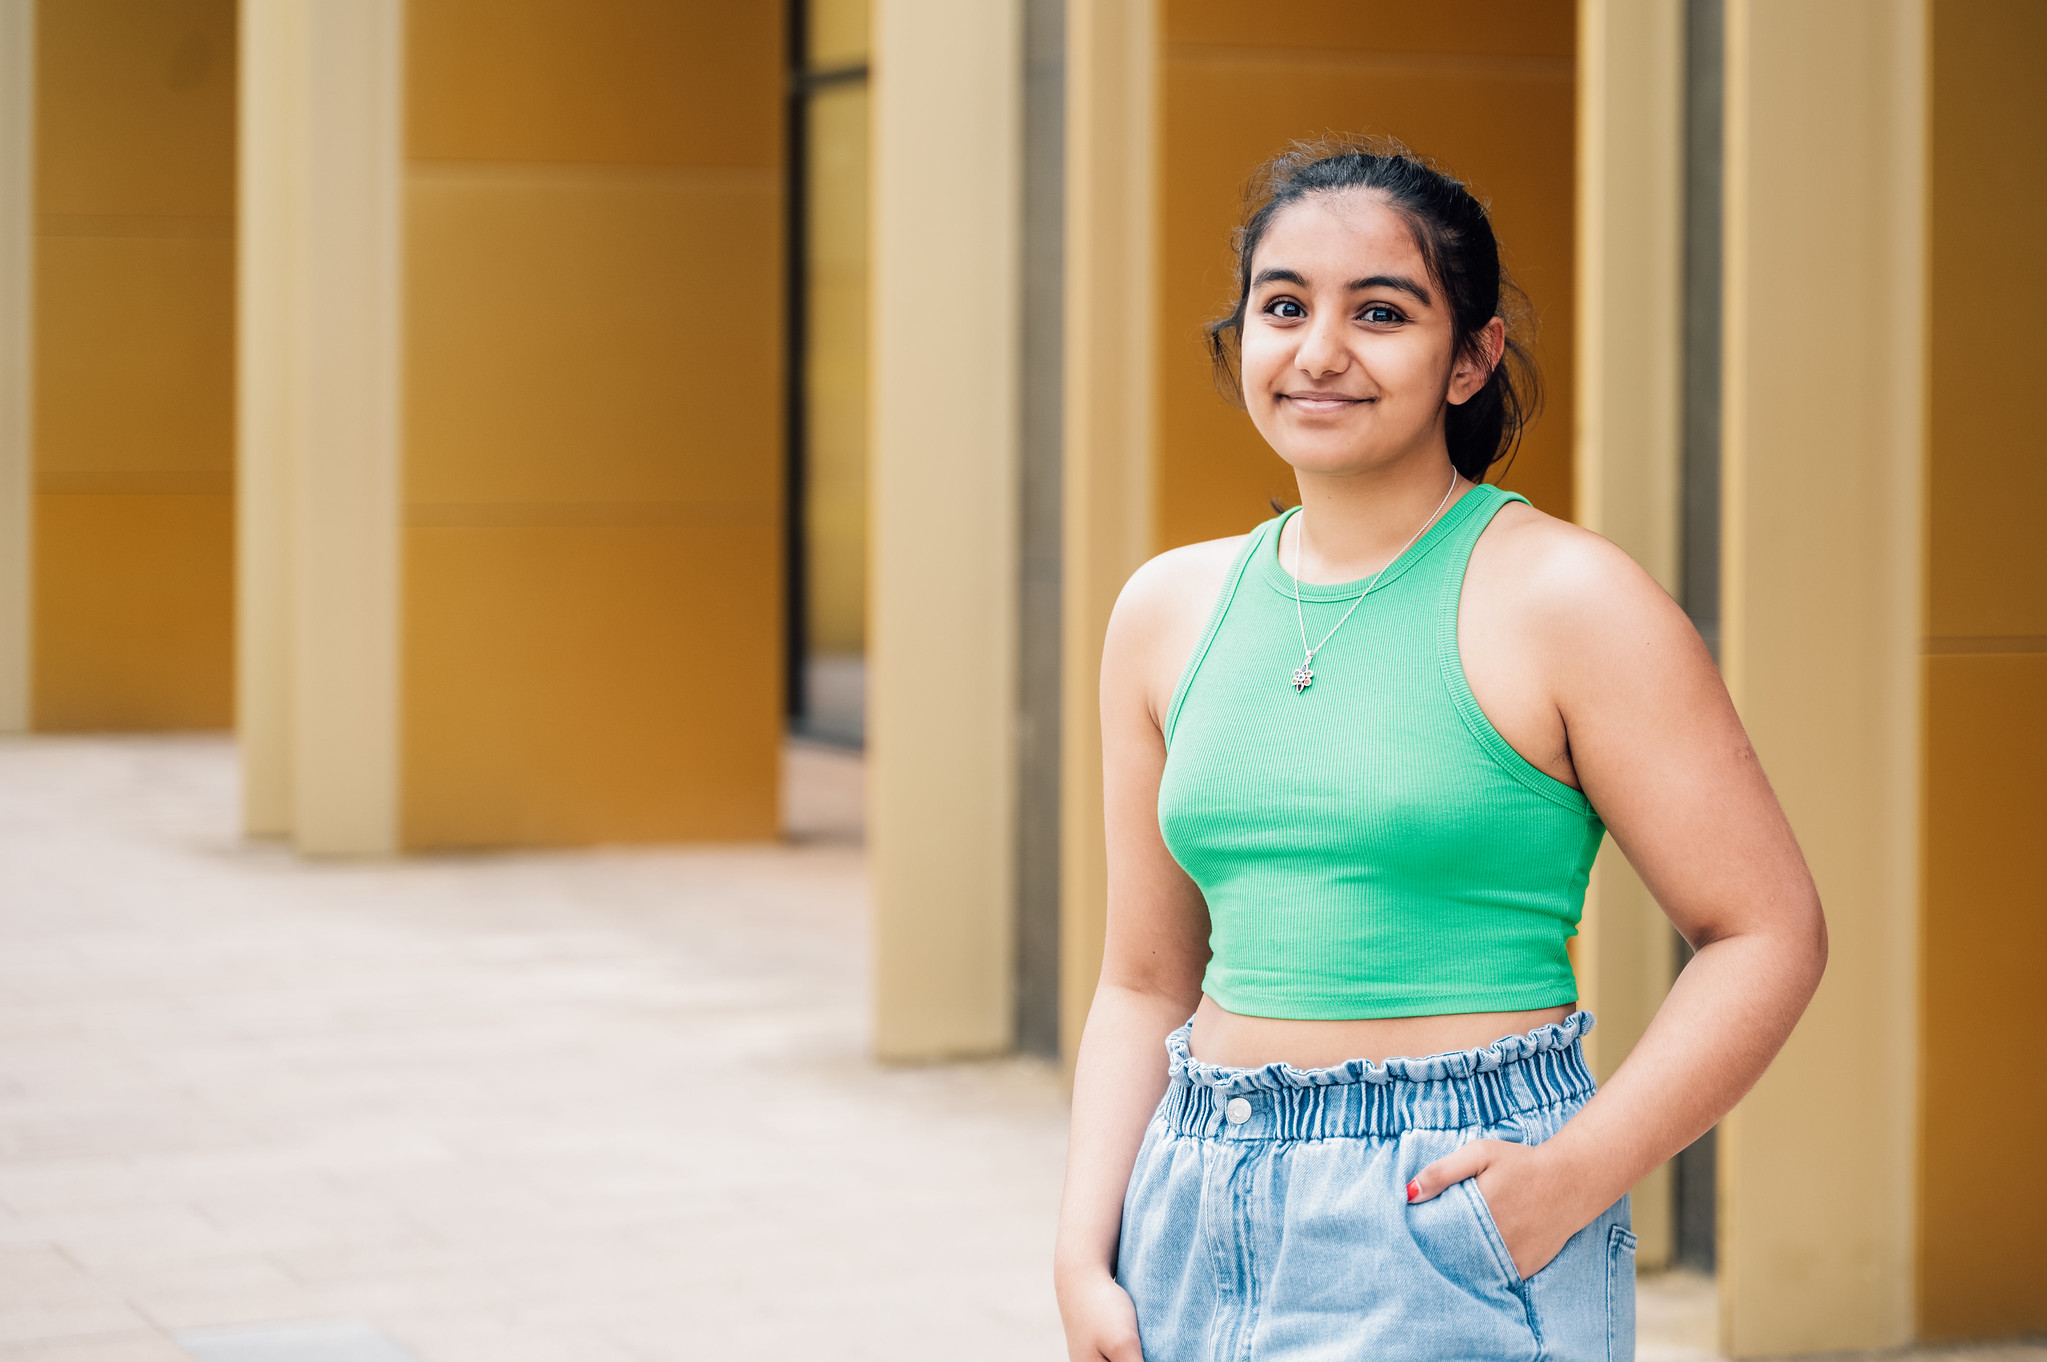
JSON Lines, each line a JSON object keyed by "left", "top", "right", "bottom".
{"left": 1471, "top": 498, "right": 1673, "bottom": 626}
{"left": 1110, "top": 533, "right": 1254, "bottom": 642}
{"left": 1470, "top": 496, "right": 1712, "bottom": 688}
{"left": 1103, "top": 532, "right": 1258, "bottom": 716}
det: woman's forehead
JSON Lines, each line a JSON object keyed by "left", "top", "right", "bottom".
{"left": 1253, "top": 190, "right": 1425, "bottom": 276}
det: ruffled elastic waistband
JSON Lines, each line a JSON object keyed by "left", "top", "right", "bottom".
{"left": 1169, "top": 1009, "right": 1594, "bottom": 1090}
{"left": 1157, "top": 1011, "right": 1597, "bottom": 1140}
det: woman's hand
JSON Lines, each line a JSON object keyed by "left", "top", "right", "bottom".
{"left": 1057, "top": 1269, "right": 1145, "bottom": 1362}
{"left": 1406, "top": 1138, "right": 1591, "bottom": 1280}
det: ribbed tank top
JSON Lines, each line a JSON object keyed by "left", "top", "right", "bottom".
{"left": 1157, "top": 483, "right": 1603, "bottom": 1020}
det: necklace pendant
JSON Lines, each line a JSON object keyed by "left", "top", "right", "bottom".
{"left": 1290, "top": 662, "right": 1314, "bottom": 694}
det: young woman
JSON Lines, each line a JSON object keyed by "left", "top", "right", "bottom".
{"left": 1053, "top": 142, "right": 1826, "bottom": 1361}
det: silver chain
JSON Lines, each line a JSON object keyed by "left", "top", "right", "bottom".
{"left": 1288, "top": 472, "right": 1459, "bottom": 693}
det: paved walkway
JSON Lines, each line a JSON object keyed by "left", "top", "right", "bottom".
{"left": 0, "top": 737, "right": 2037, "bottom": 1362}
{"left": 0, "top": 738, "right": 1065, "bottom": 1361}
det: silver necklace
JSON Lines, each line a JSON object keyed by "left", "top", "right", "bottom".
{"left": 1288, "top": 474, "right": 1459, "bottom": 693}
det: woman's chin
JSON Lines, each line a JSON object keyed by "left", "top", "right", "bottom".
{"left": 1273, "top": 446, "right": 1420, "bottom": 481}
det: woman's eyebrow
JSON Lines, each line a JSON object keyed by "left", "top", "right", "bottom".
{"left": 1349, "top": 273, "right": 1432, "bottom": 304}
{"left": 1250, "top": 266, "right": 1308, "bottom": 288}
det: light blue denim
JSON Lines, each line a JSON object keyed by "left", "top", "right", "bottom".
{"left": 1117, "top": 1011, "right": 1635, "bottom": 1361}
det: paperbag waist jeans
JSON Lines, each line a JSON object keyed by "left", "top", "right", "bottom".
{"left": 1116, "top": 1011, "right": 1636, "bottom": 1361}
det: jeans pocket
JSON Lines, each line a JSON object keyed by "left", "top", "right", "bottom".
{"left": 1462, "top": 1178, "right": 1525, "bottom": 1287}
{"left": 1606, "top": 1223, "right": 1638, "bottom": 1361}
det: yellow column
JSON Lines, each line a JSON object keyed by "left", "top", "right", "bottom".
{"left": 1057, "top": 0, "right": 1155, "bottom": 1064}
{"left": 1719, "top": 0, "right": 1925, "bottom": 1351}
{"left": 236, "top": 0, "right": 402, "bottom": 854}
{"left": 0, "top": 0, "right": 27, "bottom": 733}
{"left": 1572, "top": 0, "right": 1684, "bottom": 1271}
{"left": 869, "top": 0, "right": 1024, "bottom": 1058}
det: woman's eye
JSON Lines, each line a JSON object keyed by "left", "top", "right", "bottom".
{"left": 1266, "top": 298, "right": 1306, "bottom": 320}
{"left": 1361, "top": 304, "right": 1405, "bottom": 325}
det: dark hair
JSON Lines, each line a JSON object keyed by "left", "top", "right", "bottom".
{"left": 1207, "top": 137, "right": 1541, "bottom": 483}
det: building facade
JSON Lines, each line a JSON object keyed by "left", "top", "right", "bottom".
{"left": 0, "top": 0, "right": 2037, "bottom": 1350}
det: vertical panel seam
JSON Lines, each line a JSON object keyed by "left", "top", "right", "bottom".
{"left": 0, "top": 0, "right": 32, "bottom": 731}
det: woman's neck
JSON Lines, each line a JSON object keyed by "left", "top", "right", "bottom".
{"left": 1282, "top": 450, "right": 1467, "bottom": 586}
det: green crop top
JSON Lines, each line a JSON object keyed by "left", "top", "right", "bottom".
{"left": 1157, "top": 483, "right": 1604, "bottom": 1020}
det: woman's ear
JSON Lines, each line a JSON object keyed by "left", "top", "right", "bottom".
{"left": 1447, "top": 317, "right": 1507, "bottom": 406}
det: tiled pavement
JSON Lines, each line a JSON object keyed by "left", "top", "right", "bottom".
{"left": 0, "top": 737, "right": 2038, "bottom": 1362}
{"left": 0, "top": 737, "right": 1062, "bottom": 1361}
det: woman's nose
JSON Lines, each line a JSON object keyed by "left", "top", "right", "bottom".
{"left": 1294, "top": 314, "right": 1350, "bottom": 378}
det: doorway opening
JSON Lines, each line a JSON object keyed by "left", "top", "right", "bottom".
{"left": 784, "top": 0, "right": 870, "bottom": 750}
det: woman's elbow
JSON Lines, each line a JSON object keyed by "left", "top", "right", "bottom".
{"left": 1800, "top": 889, "right": 1830, "bottom": 991}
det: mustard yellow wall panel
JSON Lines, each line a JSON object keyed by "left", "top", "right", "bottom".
{"left": 403, "top": 0, "right": 784, "bottom": 846}
{"left": 1155, "top": 3, "right": 1577, "bottom": 549}
{"left": 1927, "top": 0, "right": 2047, "bottom": 644}
{"left": 1920, "top": 653, "right": 2047, "bottom": 1338}
{"left": 31, "top": 491, "right": 233, "bottom": 730}
{"left": 407, "top": 0, "right": 780, "bottom": 169}
{"left": 405, "top": 169, "right": 779, "bottom": 509}
{"left": 1167, "top": 0, "right": 1572, "bottom": 59}
{"left": 32, "top": 0, "right": 236, "bottom": 732}
{"left": 35, "top": 0, "right": 235, "bottom": 218}
{"left": 809, "top": 0, "right": 870, "bottom": 69}
{"left": 34, "top": 232, "right": 233, "bottom": 476}
{"left": 804, "top": 80, "right": 869, "bottom": 656}
{"left": 401, "top": 524, "right": 780, "bottom": 847}
{"left": 1921, "top": 0, "right": 2047, "bottom": 1338}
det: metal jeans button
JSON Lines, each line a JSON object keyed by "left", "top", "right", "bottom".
{"left": 1224, "top": 1096, "right": 1252, "bottom": 1125}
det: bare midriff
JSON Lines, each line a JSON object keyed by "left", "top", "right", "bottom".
{"left": 1188, "top": 994, "right": 1575, "bottom": 1070}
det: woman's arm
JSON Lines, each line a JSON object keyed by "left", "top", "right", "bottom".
{"left": 1054, "top": 552, "right": 1221, "bottom": 1362}
{"left": 1409, "top": 525, "right": 1826, "bottom": 1276}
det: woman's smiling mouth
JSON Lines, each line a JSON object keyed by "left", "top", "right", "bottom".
{"left": 1281, "top": 391, "right": 1374, "bottom": 414}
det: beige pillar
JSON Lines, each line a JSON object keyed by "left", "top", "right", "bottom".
{"left": 1719, "top": 0, "right": 1925, "bottom": 1351}
{"left": 869, "top": 0, "right": 1023, "bottom": 1058}
{"left": 1572, "top": 0, "right": 1685, "bottom": 1271}
{"left": 1057, "top": 0, "right": 1155, "bottom": 1064}
{"left": 0, "top": 0, "right": 30, "bottom": 733}
{"left": 236, "top": 0, "right": 402, "bottom": 854}
{"left": 237, "top": 0, "right": 304, "bottom": 833}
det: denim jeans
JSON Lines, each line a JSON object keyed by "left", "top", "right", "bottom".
{"left": 1117, "top": 1012, "right": 1635, "bottom": 1361}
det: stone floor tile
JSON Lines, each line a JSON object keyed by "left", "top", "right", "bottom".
{"left": 285, "top": 1271, "right": 522, "bottom": 1323}
{"left": 0, "top": 1335, "right": 191, "bottom": 1362}
{"left": 0, "top": 1248, "right": 124, "bottom": 1307}
{"left": 369, "top": 1314, "right": 638, "bottom": 1362}
{"left": 122, "top": 1275, "right": 328, "bottom": 1335}
{"left": 38, "top": 1224, "right": 246, "bottom": 1278}
{"left": 0, "top": 1307, "right": 154, "bottom": 1348}
{"left": 175, "top": 1319, "right": 422, "bottom": 1362}
{"left": 0, "top": 1165, "right": 184, "bottom": 1218}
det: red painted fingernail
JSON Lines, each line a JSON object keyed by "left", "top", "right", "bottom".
{"left": 1406, "top": 1180, "right": 1421, "bottom": 1202}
